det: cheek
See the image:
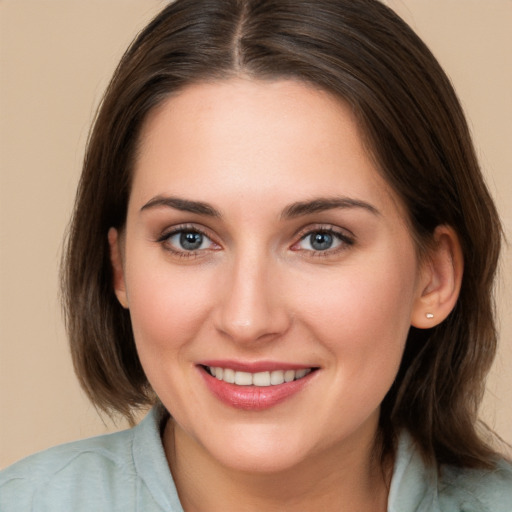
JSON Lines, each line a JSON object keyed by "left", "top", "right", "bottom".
{"left": 293, "top": 249, "right": 418, "bottom": 377}
{"left": 123, "top": 257, "right": 219, "bottom": 410}
{"left": 125, "top": 256, "right": 216, "bottom": 355}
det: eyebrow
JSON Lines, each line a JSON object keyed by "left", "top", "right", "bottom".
{"left": 140, "top": 195, "right": 379, "bottom": 219}
{"left": 281, "top": 197, "right": 380, "bottom": 219}
{"left": 140, "top": 196, "right": 222, "bottom": 217}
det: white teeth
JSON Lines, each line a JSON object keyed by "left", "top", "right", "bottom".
{"left": 284, "top": 369, "right": 295, "bottom": 382}
{"left": 234, "top": 371, "right": 253, "bottom": 386}
{"left": 223, "top": 368, "right": 235, "bottom": 384}
{"left": 295, "top": 369, "right": 308, "bottom": 379}
{"left": 253, "top": 371, "right": 271, "bottom": 386}
{"left": 207, "top": 367, "right": 312, "bottom": 386}
{"left": 270, "top": 370, "right": 285, "bottom": 385}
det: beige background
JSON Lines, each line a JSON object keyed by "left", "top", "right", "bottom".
{"left": 0, "top": 0, "right": 510, "bottom": 468}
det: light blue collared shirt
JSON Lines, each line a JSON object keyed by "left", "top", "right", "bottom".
{"left": 2, "top": 408, "right": 511, "bottom": 511}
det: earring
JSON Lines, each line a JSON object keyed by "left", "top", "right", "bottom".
{"left": 425, "top": 313, "right": 434, "bottom": 319}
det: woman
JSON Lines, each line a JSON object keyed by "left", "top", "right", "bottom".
{"left": 1, "top": 0, "right": 511, "bottom": 510}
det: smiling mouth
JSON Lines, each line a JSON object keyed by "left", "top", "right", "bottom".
{"left": 202, "top": 366, "right": 315, "bottom": 386}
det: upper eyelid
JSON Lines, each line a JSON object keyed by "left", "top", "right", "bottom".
{"left": 294, "top": 223, "right": 355, "bottom": 241}
{"left": 297, "top": 230, "right": 354, "bottom": 246}
{"left": 157, "top": 223, "right": 214, "bottom": 241}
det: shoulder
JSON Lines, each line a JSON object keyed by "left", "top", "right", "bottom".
{"left": 438, "top": 458, "right": 512, "bottom": 512}
{"left": 0, "top": 427, "right": 138, "bottom": 511}
{"left": 1, "top": 423, "right": 137, "bottom": 477}
{"left": 0, "top": 407, "right": 179, "bottom": 512}
{"left": 389, "top": 431, "right": 512, "bottom": 512}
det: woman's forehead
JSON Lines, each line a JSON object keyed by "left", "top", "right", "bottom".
{"left": 130, "top": 78, "right": 399, "bottom": 215}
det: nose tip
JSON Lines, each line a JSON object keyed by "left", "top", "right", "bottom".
{"left": 220, "top": 318, "right": 277, "bottom": 344}
{"left": 213, "top": 265, "right": 290, "bottom": 344}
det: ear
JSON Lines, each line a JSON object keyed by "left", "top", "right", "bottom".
{"left": 411, "top": 225, "right": 463, "bottom": 329}
{"left": 108, "top": 227, "right": 129, "bottom": 309}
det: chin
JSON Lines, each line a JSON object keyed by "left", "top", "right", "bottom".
{"left": 215, "top": 443, "right": 310, "bottom": 474}
{"left": 197, "top": 423, "right": 316, "bottom": 474}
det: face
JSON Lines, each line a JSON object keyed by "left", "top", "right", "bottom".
{"left": 112, "top": 78, "right": 428, "bottom": 474}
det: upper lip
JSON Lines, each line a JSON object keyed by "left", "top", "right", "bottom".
{"left": 198, "top": 360, "right": 317, "bottom": 373}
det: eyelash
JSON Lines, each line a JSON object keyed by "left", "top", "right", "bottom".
{"left": 292, "top": 226, "right": 355, "bottom": 257}
{"left": 156, "top": 224, "right": 355, "bottom": 259}
{"left": 156, "top": 224, "right": 219, "bottom": 259}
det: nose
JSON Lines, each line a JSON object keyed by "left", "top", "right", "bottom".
{"left": 213, "top": 249, "right": 291, "bottom": 344}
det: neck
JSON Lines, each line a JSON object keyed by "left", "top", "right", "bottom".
{"left": 163, "top": 418, "right": 392, "bottom": 512}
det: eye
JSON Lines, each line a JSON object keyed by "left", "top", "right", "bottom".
{"left": 158, "top": 227, "right": 219, "bottom": 255}
{"left": 301, "top": 232, "right": 338, "bottom": 251}
{"left": 292, "top": 228, "right": 354, "bottom": 254}
{"left": 170, "top": 231, "right": 209, "bottom": 251}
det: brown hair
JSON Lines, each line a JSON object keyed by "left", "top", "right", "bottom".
{"left": 62, "top": 0, "right": 503, "bottom": 469}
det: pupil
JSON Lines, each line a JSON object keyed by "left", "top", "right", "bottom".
{"left": 311, "top": 232, "right": 333, "bottom": 251}
{"left": 180, "top": 232, "right": 203, "bottom": 250}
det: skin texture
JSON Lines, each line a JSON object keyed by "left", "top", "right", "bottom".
{"left": 109, "top": 78, "right": 462, "bottom": 511}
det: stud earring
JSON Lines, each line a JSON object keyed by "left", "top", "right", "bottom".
{"left": 425, "top": 313, "right": 434, "bottom": 319}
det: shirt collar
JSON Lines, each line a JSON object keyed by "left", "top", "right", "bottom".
{"left": 132, "top": 406, "right": 185, "bottom": 512}
{"left": 388, "top": 431, "right": 440, "bottom": 512}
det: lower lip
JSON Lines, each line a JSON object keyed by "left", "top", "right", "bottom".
{"left": 199, "top": 368, "right": 316, "bottom": 411}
